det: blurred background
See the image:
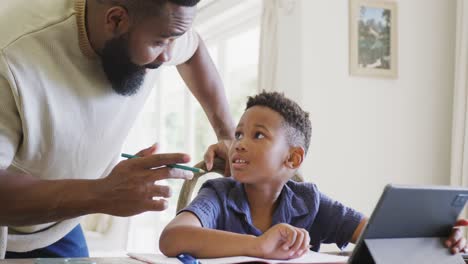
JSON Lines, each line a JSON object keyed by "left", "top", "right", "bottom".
{"left": 82, "top": 0, "right": 468, "bottom": 256}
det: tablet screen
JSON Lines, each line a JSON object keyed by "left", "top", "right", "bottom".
{"left": 348, "top": 184, "right": 468, "bottom": 263}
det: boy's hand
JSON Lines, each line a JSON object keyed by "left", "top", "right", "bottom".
{"left": 445, "top": 219, "right": 468, "bottom": 254}
{"left": 254, "top": 223, "right": 310, "bottom": 260}
{"left": 204, "top": 140, "right": 232, "bottom": 176}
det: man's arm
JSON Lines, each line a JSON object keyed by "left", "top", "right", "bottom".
{"left": 0, "top": 170, "right": 101, "bottom": 226}
{"left": 177, "top": 35, "right": 235, "bottom": 141}
{"left": 0, "top": 151, "right": 193, "bottom": 226}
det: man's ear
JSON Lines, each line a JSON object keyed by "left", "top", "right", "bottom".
{"left": 103, "top": 6, "right": 131, "bottom": 36}
{"left": 285, "top": 147, "right": 305, "bottom": 169}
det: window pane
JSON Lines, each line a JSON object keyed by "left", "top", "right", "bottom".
{"left": 192, "top": 101, "right": 217, "bottom": 164}
{"left": 127, "top": 66, "right": 188, "bottom": 253}
{"left": 160, "top": 67, "right": 187, "bottom": 152}
{"left": 225, "top": 26, "right": 260, "bottom": 122}
{"left": 192, "top": 44, "right": 219, "bottom": 163}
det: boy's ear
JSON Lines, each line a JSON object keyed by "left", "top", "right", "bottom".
{"left": 285, "top": 147, "right": 305, "bottom": 169}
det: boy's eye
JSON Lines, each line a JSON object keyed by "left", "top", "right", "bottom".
{"left": 254, "top": 132, "right": 265, "bottom": 139}
{"left": 235, "top": 132, "right": 243, "bottom": 140}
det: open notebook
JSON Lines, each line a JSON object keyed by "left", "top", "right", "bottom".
{"left": 127, "top": 251, "right": 348, "bottom": 264}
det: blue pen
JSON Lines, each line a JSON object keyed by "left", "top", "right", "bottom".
{"left": 177, "top": 253, "right": 202, "bottom": 264}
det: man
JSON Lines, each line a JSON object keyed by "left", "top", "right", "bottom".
{"left": 0, "top": 0, "right": 234, "bottom": 258}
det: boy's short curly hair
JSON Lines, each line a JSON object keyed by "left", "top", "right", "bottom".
{"left": 246, "top": 91, "right": 312, "bottom": 154}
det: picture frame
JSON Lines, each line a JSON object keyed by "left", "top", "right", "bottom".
{"left": 349, "top": 0, "right": 398, "bottom": 78}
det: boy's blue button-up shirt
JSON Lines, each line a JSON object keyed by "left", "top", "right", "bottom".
{"left": 180, "top": 178, "right": 364, "bottom": 251}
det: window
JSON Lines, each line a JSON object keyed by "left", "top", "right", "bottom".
{"left": 125, "top": 0, "right": 262, "bottom": 253}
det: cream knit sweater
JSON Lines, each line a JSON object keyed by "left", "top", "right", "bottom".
{"left": 0, "top": 0, "right": 198, "bottom": 257}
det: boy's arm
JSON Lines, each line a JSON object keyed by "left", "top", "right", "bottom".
{"left": 350, "top": 218, "right": 368, "bottom": 243}
{"left": 160, "top": 213, "right": 311, "bottom": 259}
{"left": 309, "top": 191, "right": 365, "bottom": 249}
{"left": 159, "top": 212, "right": 258, "bottom": 258}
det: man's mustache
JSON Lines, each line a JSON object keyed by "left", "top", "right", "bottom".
{"left": 145, "top": 63, "right": 162, "bottom": 69}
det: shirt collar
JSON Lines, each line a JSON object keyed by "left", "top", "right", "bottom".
{"left": 75, "top": 0, "right": 99, "bottom": 59}
{"left": 227, "top": 180, "right": 311, "bottom": 223}
{"left": 227, "top": 181, "right": 251, "bottom": 217}
{"left": 272, "top": 182, "right": 310, "bottom": 224}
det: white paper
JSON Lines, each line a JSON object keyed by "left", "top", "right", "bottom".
{"left": 128, "top": 251, "right": 348, "bottom": 264}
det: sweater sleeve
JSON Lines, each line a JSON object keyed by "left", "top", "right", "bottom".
{"left": 0, "top": 52, "right": 22, "bottom": 170}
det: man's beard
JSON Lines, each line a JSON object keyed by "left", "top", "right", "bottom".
{"left": 101, "top": 34, "right": 161, "bottom": 96}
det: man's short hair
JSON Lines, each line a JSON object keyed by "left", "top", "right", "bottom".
{"left": 97, "top": 0, "right": 200, "bottom": 20}
{"left": 246, "top": 91, "right": 312, "bottom": 154}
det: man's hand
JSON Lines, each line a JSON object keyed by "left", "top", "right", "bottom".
{"left": 96, "top": 144, "right": 193, "bottom": 217}
{"left": 446, "top": 219, "right": 468, "bottom": 254}
{"left": 204, "top": 139, "right": 232, "bottom": 176}
{"left": 253, "top": 223, "right": 310, "bottom": 260}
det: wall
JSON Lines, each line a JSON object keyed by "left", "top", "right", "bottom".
{"left": 278, "top": 0, "right": 457, "bottom": 216}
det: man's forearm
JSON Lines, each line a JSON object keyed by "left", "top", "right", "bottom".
{"left": 0, "top": 169, "right": 102, "bottom": 226}
{"left": 160, "top": 225, "right": 257, "bottom": 258}
{"left": 177, "top": 36, "right": 235, "bottom": 140}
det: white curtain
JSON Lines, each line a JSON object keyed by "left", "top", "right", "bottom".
{"left": 451, "top": 0, "right": 468, "bottom": 187}
{"left": 258, "top": 0, "right": 280, "bottom": 92}
{"left": 258, "top": 0, "right": 297, "bottom": 93}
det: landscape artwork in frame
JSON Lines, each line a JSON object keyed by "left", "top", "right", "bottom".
{"left": 349, "top": 0, "right": 398, "bottom": 78}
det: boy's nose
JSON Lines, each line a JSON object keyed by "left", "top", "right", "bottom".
{"left": 235, "top": 144, "right": 246, "bottom": 151}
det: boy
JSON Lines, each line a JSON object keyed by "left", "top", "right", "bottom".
{"left": 160, "top": 91, "right": 466, "bottom": 260}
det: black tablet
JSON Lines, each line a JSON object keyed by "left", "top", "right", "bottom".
{"left": 348, "top": 184, "right": 468, "bottom": 264}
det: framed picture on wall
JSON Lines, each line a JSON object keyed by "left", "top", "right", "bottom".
{"left": 349, "top": 0, "right": 398, "bottom": 78}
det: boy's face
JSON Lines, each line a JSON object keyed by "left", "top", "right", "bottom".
{"left": 229, "top": 106, "right": 291, "bottom": 184}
